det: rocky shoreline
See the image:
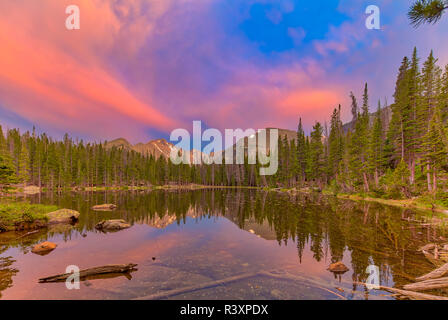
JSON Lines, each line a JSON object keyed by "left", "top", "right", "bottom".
{"left": 0, "top": 208, "right": 80, "bottom": 233}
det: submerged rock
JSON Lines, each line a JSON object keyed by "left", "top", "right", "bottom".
{"left": 31, "top": 241, "right": 57, "bottom": 255}
{"left": 92, "top": 204, "right": 117, "bottom": 211}
{"left": 271, "top": 289, "right": 288, "bottom": 300}
{"left": 95, "top": 219, "right": 131, "bottom": 231}
{"left": 328, "top": 262, "right": 349, "bottom": 274}
{"left": 48, "top": 224, "right": 73, "bottom": 234}
{"left": 47, "top": 209, "right": 80, "bottom": 224}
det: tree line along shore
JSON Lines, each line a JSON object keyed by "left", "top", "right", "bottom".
{"left": 0, "top": 47, "right": 448, "bottom": 211}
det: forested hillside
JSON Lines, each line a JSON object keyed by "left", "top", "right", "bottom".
{"left": 0, "top": 47, "right": 447, "bottom": 200}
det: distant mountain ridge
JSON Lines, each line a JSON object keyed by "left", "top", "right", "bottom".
{"left": 106, "top": 137, "right": 174, "bottom": 159}
{"left": 106, "top": 111, "right": 393, "bottom": 161}
{"left": 106, "top": 128, "right": 298, "bottom": 160}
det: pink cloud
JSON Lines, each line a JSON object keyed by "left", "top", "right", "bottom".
{"left": 0, "top": 0, "right": 178, "bottom": 141}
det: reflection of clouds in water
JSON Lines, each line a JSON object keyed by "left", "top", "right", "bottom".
{"left": 1, "top": 190, "right": 447, "bottom": 299}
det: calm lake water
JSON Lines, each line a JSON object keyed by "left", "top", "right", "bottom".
{"left": 1, "top": 189, "right": 447, "bottom": 300}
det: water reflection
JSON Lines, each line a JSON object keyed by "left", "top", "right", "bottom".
{"left": 0, "top": 189, "right": 447, "bottom": 299}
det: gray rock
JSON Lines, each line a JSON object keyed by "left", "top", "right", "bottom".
{"left": 47, "top": 209, "right": 80, "bottom": 224}
{"left": 95, "top": 219, "right": 131, "bottom": 231}
{"left": 92, "top": 204, "right": 117, "bottom": 211}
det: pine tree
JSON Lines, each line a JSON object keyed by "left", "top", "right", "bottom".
{"left": 368, "top": 101, "right": 385, "bottom": 187}
{"left": 17, "top": 141, "right": 30, "bottom": 185}
{"left": 350, "top": 92, "right": 359, "bottom": 123}
{"left": 349, "top": 84, "right": 371, "bottom": 192}
{"left": 328, "top": 105, "right": 344, "bottom": 179}
{"left": 422, "top": 109, "right": 446, "bottom": 191}
{"left": 309, "top": 122, "right": 325, "bottom": 188}
{"left": 403, "top": 47, "right": 421, "bottom": 185}
{"left": 0, "top": 125, "right": 17, "bottom": 188}
{"left": 419, "top": 50, "right": 441, "bottom": 191}
{"left": 296, "top": 118, "right": 307, "bottom": 184}
{"left": 440, "top": 64, "right": 448, "bottom": 121}
{"left": 408, "top": 0, "right": 448, "bottom": 27}
{"left": 388, "top": 56, "right": 410, "bottom": 165}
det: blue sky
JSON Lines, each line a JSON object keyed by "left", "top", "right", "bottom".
{"left": 0, "top": 0, "right": 447, "bottom": 142}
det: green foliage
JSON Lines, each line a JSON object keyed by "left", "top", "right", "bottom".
{"left": 0, "top": 201, "right": 57, "bottom": 227}
{"left": 0, "top": 154, "right": 17, "bottom": 188}
{"left": 328, "top": 179, "right": 340, "bottom": 196}
{"left": 381, "top": 160, "right": 411, "bottom": 199}
{"left": 408, "top": 0, "right": 448, "bottom": 27}
{"left": 0, "top": 49, "right": 447, "bottom": 199}
{"left": 308, "top": 122, "right": 325, "bottom": 184}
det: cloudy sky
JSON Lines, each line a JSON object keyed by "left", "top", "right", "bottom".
{"left": 0, "top": 0, "right": 447, "bottom": 143}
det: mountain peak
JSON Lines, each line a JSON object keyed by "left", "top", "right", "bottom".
{"left": 106, "top": 138, "right": 133, "bottom": 149}
{"left": 106, "top": 137, "right": 174, "bottom": 159}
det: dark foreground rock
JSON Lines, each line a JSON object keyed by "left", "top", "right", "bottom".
{"left": 95, "top": 219, "right": 131, "bottom": 231}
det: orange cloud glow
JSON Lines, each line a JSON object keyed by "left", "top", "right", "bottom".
{"left": 0, "top": 0, "right": 177, "bottom": 140}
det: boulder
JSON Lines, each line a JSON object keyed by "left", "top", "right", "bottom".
{"left": 23, "top": 185, "right": 41, "bottom": 195}
{"left": 47, "top": 209, "right": 80, "bottom": 224}
{"left": 31, "top": 241, "right": 57, "bottom": 255}
{"left": 92, "top": 204, "right": 117, "bottom": 211}
{"left": 95, "top": 219, "right": 131, "bottom": 231}
{"left": 328, "top": 262, "right": 349, "bottom": 274}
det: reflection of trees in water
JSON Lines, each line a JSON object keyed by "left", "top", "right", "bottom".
{"left": 22, "top": 189, "right": 448, "bottom": 288}
{"left": 0, "top": 256, "right": 18, "bottom": 298}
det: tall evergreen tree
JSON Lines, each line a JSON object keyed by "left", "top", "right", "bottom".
{"left": 309, "top": 122, "right": 325, "bottom": 187}
{"left": 368, "top": 101, "right": 385, "bottom": 187}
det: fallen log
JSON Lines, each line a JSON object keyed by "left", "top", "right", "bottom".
{"left": 422, "top": 250, "right": 445, "bottom": 267}
{"left": 416, "top": 262, "right": 448, "bottom": 281}
{"left": 15, "top": 230, "right": 41, "bottom": 240}
{"left": 355, "top": 282, "right": 448, "bottom": 300}
{"left": 39, "top": 264, "right": 137, "bottom": 283}
{"left": 419, "top": 243, "right": 436, "bottom": 252}
{"left": 403, "top": 276, "right": 448, "bottom": 292}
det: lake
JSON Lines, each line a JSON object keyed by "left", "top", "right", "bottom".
{"left": 1, "top": 189, "right": 447, "bottom": 300}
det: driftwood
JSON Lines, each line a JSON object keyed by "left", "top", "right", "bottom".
{"left": 39, "top": 264, "right": 137, "bottom": 283}
{"left": 403, "top": 276, "right": 448, "bottom": 292}
{"left": 419, "top": 243, "right": 436, "bottom": 252}
{"left": 416, "top": 262, "right": 448, "bottom": 281}
{"left": 422, "top": 250, "right": 445, "bottom": 267}
{"left": 15, "top": 230, "right": 41, "bottom": 240}
{"left": 355, "top": 282, "right": 448, "bottom": 300}
{"left": 135, "top": 270, "right": 347, "bottom": 300}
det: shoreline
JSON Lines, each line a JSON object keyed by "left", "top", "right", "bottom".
{"left": 335, "top": 193, "right": 448, "bottom": 215}
{"left": 2, "top": 185, "right": 448, "bottom": 232}
{"left": 8, "top": 184, "right": 448, "bottom": 214}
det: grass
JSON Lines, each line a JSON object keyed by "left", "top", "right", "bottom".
{"left": 335, "top": 193, "right": 448, "bottom": 214}
{"left": 0, "top": 201, "right": 58, "bottom": 229}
